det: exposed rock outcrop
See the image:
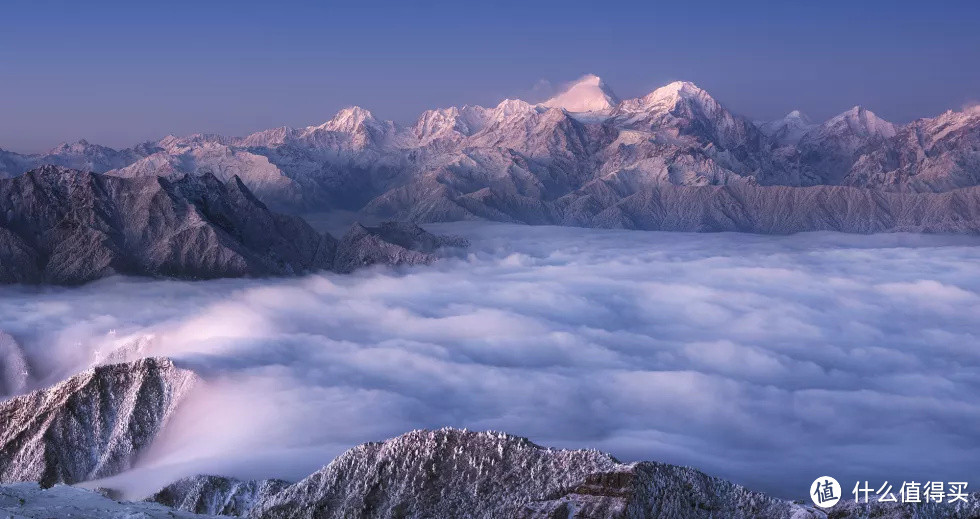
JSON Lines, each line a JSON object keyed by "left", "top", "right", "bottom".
{"left": 0, "top": 358, "right": 197, "bottom": 487}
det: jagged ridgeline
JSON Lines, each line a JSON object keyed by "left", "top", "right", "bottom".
{"left": 2, "top": 76, "right": 980, "bottom": 228}
{"left": 0, "top": 166, "right": 467, "bottom": 285}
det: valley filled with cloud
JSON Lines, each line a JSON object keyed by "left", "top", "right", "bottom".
{"left": 2, "top": 223, "right": 979, "bottom": 499}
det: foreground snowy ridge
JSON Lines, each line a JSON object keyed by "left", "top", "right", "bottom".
{"left": 0, "top": 482, "right": 223, "bottom": 519}
{"left": 3, "top": 358, "right": 980, "bottom": 518}
{"left": 5, "top": 428, "right": 979, "bottom": 518}
{"left": 0, "top": 358, "right": 197, "bottom": 487}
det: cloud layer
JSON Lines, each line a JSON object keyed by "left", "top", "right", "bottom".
{"left": 2, "top": 223, "right": 980, "bottom": 499}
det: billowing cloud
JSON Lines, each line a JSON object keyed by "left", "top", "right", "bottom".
{"left": 2, "top": 223, "right": 980, "bottom": 500}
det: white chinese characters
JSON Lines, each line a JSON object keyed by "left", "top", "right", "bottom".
{"left": 852, "top": 481, "right": 969, "bottom": 504}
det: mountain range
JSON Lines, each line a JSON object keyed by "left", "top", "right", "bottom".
{"left": 0, "top": 166, "right": 467, "bottom": 284}
{"left": 2, "top": 75, "right": 979, "bottom": 231}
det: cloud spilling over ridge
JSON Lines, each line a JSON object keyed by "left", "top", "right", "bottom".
{"left": 2, "top": 223, "right": 980, "bottom": 499}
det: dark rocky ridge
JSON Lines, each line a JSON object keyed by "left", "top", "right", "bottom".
{"left": 0, "top": 166, "right": 336, "bottom": 284}
{"left": 0, "top": 167, "right": 466, "bottom": 285}
{"left": 0, "top": 357, "right": 197, "bottom": 487}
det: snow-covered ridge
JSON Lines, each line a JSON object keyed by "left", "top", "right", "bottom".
{"left": 0, "top": 357, "right": 198, "bottom": 487}
{"left": 5, "top": 427, "right": 980, "bottom": 518}
{"left": 2, "top": 74, "right": 979, "bottom": 227}
{"left": 819, "top": 105, "right": 896, "bottom": 139}
{"left": 248, "top": 427, "right": 820, "bottom": 519}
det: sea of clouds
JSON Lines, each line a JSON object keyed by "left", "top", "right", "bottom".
{"left": 2, "top": 222, "right": 980, "bottom": 499}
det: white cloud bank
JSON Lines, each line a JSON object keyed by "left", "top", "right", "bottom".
{"left": 2, "top": 223, "right": 980, "bottom": 499}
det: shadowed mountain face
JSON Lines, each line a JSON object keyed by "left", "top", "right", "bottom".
{"left": 0, "top": 358, "right": 197, "bottom": 487}
{"left": 0, "top": 166, "right": 336, "bottom": 284}
{"left": 2, "top": 77, "right": 979, "bottom": 229}
{"left": 0, "top": 166, "right": 467, "bottom": 285}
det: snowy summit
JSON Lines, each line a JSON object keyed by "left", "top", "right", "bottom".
{"left": 540, "top": 74, "right": 620, "bottom": 112}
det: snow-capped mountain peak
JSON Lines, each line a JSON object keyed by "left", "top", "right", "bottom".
{"left": 618, "top": 80, "right": 718, "bottom": 115}
{"left": 320, "top": 106, "right": 378, "bottom": 133}
{"left": 51, "top": 138, "right": 88, "bottom": 148}
{"left": 784, "top": 110, "right": 811, "bottom": 124}
{"left": 413, "top": 105, "right": 493, "bottom": 142}
{"left": 655, "top": 80, "right": 705, "bottom": 97}
{"left": 158, "top": 133, "right": 231, "bottom": 151}
{"left": 822, "top": 105, "right": 896, "bottom": 138}
{"left": 646, "top": 80, "right": 711, "bottom": 105}
{"left": 239, "top": 125, "right": 296, "bottom": 148}
{"left": 540, "top": 74, "right": 620, "bottom": 112}
{"left": 491, "top": 98, "right": 536, "bottom": 121}
{"left": 45, "top": 139, "right": 102, "bottom": 155}
{"left": 759, "top": 110, "right": 817, "bottom": 146}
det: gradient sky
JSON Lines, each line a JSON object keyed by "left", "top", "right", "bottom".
{"left": 2, "top": 0, "right": 978, "bottom": 152}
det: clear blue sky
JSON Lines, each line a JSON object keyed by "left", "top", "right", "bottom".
{"left": 2, "top": 0, "right": 978, "bottom": 152}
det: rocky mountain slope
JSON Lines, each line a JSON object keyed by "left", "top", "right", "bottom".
{"left": 333, "top": 221, "right": 469, "bottom": 273}
{"left": 845, "top": 106, "right": 980, "bottom": 192}
{"left": 0, "top": 167, "right": 466, "bottom": 284}
{"left": 1, "top": 402, "right": 975, "bottom": 519}
{"left": 0, "top": 140, "right": 158, "bottom": 179}
{"left": 557, "top": 183, "right": 980, "bottom": 233}
{"left": 141, "top": 428, "right": 979, "bottom": 519}
{"left": 3, "top": 76, "right": 978, "bottom": 231}
{"left": 0, "top": 358, "right": 197, "bottom": 487}
{"left": 0, "top": 166, "right": 336, "bottom": 284}
{"left": 150, "top": 476, "right": 289, "bottom": 517}
{"left": 248, "top": 428, "right": 816, "bottom": 519}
